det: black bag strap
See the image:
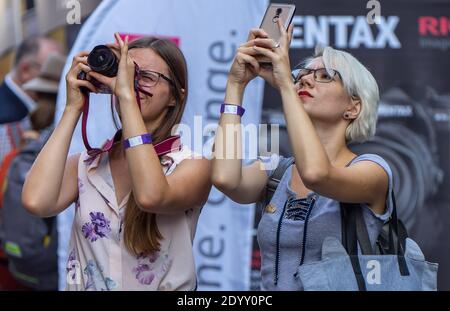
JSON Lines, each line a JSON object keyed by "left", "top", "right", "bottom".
{"left": 355, "top": 208, "right": 373, "bottom": 254}
{"left": 389, "top": 191, "right": 410, "bottom": 276}
{"left": 43, "top": 217, "right": 55, "bottom": 235}
{"left": 374, "top": 191, "right": 408, "bottom": 275}
{"left": 340, "top": 189, "right": 410, "bottom": 291}
{"left": 340, "top": 203, "right": 375, "bottom": 255}
{"left": 340, "top": 203, "right": 367, "bottom": 291}
{"left": 262, "top": 156, "right": 295, "bottom": 206}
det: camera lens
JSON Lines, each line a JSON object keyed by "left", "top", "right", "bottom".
{"left": 87, "top": 45, "right": 118, "bottom": 77}
{"left": 276, "top": 8, "right": 282, "bottom": 15}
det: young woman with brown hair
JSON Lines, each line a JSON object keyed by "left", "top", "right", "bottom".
{"left": 22, "top": 33, "right": 211, "bottom": 290}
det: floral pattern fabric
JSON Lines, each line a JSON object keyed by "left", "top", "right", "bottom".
{"left": 81, "top": 212, "right": 111, "bottom": 242}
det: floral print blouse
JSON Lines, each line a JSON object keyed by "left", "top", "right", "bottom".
{"left": 65, "top": 146, "right": 202, "bottom": 291}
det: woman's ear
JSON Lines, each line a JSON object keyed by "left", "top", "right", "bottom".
{"left": 344, "top": 96, "right": 361, "bottom": 120}
{"left": 169, "top": 88, "right": 185, "bottom": 107}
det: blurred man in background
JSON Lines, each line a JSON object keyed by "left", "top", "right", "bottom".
{"left": 0, "top": 37, "right": 62, "bottom": 170}
{"left": 0, "top": 37, "right": 62, "bottom": 124}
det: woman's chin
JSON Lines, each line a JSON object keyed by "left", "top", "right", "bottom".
{"left": 299, "top": 98, "right": 312, "bottom": 107}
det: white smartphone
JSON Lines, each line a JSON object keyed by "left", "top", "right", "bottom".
{"left": 258, "top": 3, "right": 296, "bottom": 64}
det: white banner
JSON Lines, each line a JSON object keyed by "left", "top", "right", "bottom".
{"left": 55, "top": 0, "right": 268, "bottom": 290}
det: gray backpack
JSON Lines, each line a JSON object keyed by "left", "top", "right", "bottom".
{"left": 0, "top": 129, "right": 58, "bottom": 290}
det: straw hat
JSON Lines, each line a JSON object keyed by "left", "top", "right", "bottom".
{"left": 23, "top": 52, "right": 66, "bottom": 94}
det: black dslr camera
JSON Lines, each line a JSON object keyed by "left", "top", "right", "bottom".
{"left": 78, "top": 45, "right": 119, "bottom": 94}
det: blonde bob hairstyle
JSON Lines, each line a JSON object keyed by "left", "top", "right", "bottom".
{"left": 302, "top": 45, "right": 380, "bottom": 143}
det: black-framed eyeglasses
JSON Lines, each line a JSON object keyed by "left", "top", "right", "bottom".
{"left": 291, "top": 67, "right": 342, "bottom": 84}
{"left": 137, "top": 69, "right": 175, "bottom": 88}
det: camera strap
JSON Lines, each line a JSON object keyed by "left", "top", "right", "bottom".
{"left": 82, "top": 64, "right": 182, "bottom": 164}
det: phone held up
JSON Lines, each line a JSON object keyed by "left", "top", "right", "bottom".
{"left": 258, "top": 3, "right": 296, "bottom": 65}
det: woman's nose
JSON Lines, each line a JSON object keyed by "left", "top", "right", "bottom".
{"left": 299, "top": 73, "right": 314, "bottom": 88}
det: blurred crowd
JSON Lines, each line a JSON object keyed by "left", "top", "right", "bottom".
{"left": 0, "top": 36, "right": 66, "bottom": 290}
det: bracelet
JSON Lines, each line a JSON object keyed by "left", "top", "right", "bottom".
{"left": 220, "top": 103, "right": 245, "bottom": 116}
{"left": 123, "top": 133, "right": 153, "bottom": 149}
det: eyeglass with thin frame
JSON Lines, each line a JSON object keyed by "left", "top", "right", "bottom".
{"left": 291, "top": 68, "right": 342, "bottom": 84}
{"left": 137, "top": 69, "right": 175, "bottom": 89}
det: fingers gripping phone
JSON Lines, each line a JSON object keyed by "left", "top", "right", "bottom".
{"left": 258, "top": 3, "right": 296, "bottom": 64}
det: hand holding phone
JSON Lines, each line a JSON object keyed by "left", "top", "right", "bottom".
{"left": 258, "top": 3, "right": 296, "bottom": 63}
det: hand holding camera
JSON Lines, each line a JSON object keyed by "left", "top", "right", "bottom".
{"left": 76, "top": 33, "right": 138, "bottom": 102}
{"left": 66, "top": 33, "right": 153, "bottom": 152}
{"left": 65, "top": 50, "right": 99, "bottom": 112}
{"left": 65, "top": 33, "right": 135, "bottom": 112}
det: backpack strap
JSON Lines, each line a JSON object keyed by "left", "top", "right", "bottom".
{"left": 263, "top": 156, "right": 295, "bottom": 207}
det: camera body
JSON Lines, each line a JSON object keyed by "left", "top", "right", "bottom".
{"left": 78, "top": 45, "right": 119, "bottom": 94}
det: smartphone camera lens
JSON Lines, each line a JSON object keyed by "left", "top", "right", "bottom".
{"left": 273, "top": 8, "right": 282, "bottom": 23}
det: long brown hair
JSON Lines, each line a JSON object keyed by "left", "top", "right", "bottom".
{"left": 121, "top": 37, "right": 188, "bottom": 255}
